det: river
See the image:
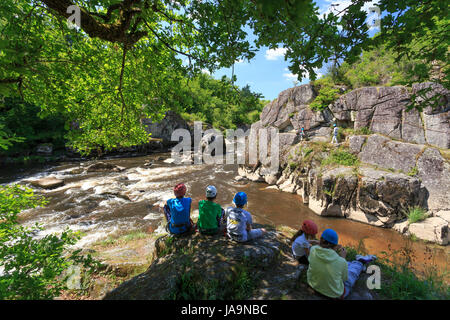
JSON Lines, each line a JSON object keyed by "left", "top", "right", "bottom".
{"left": 1, "top": 153, "right": 448, "bottom": 279}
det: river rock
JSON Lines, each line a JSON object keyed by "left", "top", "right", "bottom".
{"left": 356, "top": 167, "right": 426, "bottom": 224}
{"left": 86, "top": 162, "right": 126, "bottom": 173}
{"left": 265, "top": 174, "right": 278, "bottom": 185}
{"left": 392, "top": 220, "right": 409, "bottom": 234}
{"left": 238, "top": 166, "right": 265, "bottom": 182}
{"left": 408, "top": 217, "right": 449, "bottom": 245}
{"left": 31, "top": 177, "right": 64, "bottom": 189}
{"left": 68, "top": 167, "right": 84, "bottom": 175}
{"left": 36, "top": 143, "right": 53, "bottom": 155}
{"left": 163, "top": 158, "right": 176, "bottom": 164}
{"left": 434, "top": 210, "right": 450, "bottom": 223}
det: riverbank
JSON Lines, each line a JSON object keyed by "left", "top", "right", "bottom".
{"left": 59, "top": 221, "right": 449, "bottom": 300}
{"left": 4, "top": 154, "right": 448, "bottom": 299}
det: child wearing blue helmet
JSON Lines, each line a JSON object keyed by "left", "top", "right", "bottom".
{"left": 307, "top": 228, "right": 376, "bottom": 299}
{"left": 225, "top": 192, "right": 266, "bottom": 242}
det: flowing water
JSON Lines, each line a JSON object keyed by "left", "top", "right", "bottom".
{"left": 1, "top": 154, "right": 448, "bottom": 277}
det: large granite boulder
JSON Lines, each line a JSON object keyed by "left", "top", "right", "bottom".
{"left": 408, "top": 217, "right": 449, "bottom": 245}
{"left": 401, "top": 108, "right": 426, "bottom": 145}
{"left": 103, "top": 230, "right": 287, "bottom": 300}
{"left": 30, "top": 177, "right": 65, "bottom": 189}
{"left": 329, "top": 83, "right": 449, "bottom": 148}
{"left": 330, "top": 86, "right": 410, "bottom": 140}
{"left": 413, "top": 82, "right": 450, "bottom": 149}
{"left": 354, "top": 168, "right": 427, "bottom": 226}
{"left": 142, "top": 111, "right": 191, "bottom": 145}
{"left": 348, "top": 135, "right": 367, "bottom": 154}
{"left": 416, "top": 148, "right": 450, "bottom": 211}
{"left": 308, "top": 167, "right": 358, "bottom": 218}
{"left": 358, "top": 134, "right": 424, "bottom": 174}
{"left": 260, "top": 84, "right": 318, "bottom": 130}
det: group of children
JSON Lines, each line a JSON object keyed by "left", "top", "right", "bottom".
{"left": 290, "top": 220, "right": 377, "bottom": 299}
{"left": 163, "top": 183, "right": 376, "bottom": 300}
{"left": 163, "top": 183, "right": 266, "bottom": 242}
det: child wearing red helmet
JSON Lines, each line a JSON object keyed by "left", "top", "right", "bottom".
{"left": 163, "top": 183, "right": 194, "bottom": 235}
{"left": 291, "top": 220, "right": 319, "bottom": 265}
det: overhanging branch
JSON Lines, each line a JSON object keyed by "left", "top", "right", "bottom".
{"left": 40, "top": 0, "right": 147, "bottom": 46}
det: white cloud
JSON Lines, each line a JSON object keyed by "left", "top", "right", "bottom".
{"left": 201, "top": 69, "right": 210, "bottom": 75}
{"left": 235, "top": 59, "right": 245, "bottom": 64}
{"left": 265, "top": 48, "right": 287, "bottom": 61}
{"left": 283, "top": 72, "right": 298, "bottom": 81}
{"left": 283, "top": 67, "right": 323, "bottom": 82}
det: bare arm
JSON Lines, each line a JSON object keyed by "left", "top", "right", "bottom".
{"left": 334, "top": 245, "right": 347, "bottom": 258}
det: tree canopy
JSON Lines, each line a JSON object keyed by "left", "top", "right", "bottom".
{"left": 0, "top": 0, "right": 448, "bottom": 154}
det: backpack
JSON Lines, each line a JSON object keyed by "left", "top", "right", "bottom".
{"left": 167, "top": 197, "right": 192, "bottom": 234}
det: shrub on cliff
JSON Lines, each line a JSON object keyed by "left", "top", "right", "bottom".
{"left": 405, "top": 206, "right": 428, "bottom": 224}
{"left": 321, "top": 149, "right": 359, "bottom": 167}
{"left": 310, "top": 77, "right": 341, "bottom": 111}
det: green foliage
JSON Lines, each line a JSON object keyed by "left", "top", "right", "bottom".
{"left": 0, "top": 98, "right": 66, "bottom": 156}
{"left": 405, "top": 206, "right": 428, "bottom": 224}
{"left": 0, "top": 0, "right": 447, "bottom": 154}
{"left": 289, "top": 162, "right": 298, "bottom": 170}
{"left": 310, "top": 77, "right": 340, "bottom": 111}
{"left": 345, "top": 240, "right": 449, "bottom": 300}
{"left": 0, "top": 185, "right": 99, "bottom": 300}
{"left": 355, "top": 127, "right": 372, "bottom": 135}
{"left": 376, "top": 244, "right": 449, "bottom": 300}
{"left": 373, "top": 0, "right": 449, "bottom": 90}
{"left": 321, "top": 149, "right": 359, "bottom": 167}
{"left": 407, "top": 166, "right": 418, "bottom": 177}
{"left": 168, "top": 262, "right": 256, "bottom": 300}
{"left": 173, "top": 74, "right": 265, "bottom": 129}
{"left": 0, "top": 123, "right": 25, "bottom": 151}
{"left": 338, "top": 46, "right": 422, "bottom": 88}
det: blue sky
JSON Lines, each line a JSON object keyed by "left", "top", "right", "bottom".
{"left": 208, "top": 0, "right": 381, "bottom": 101}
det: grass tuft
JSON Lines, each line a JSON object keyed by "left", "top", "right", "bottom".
{"left": 404, "top": 206, "right": 428, "bottom": 224}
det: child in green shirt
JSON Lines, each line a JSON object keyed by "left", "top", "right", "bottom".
{"left": 198, "top": 185, "right": 224, "bottom": 235}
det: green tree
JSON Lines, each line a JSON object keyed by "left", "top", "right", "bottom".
{"left": 0, "top": 0, "right": 447, "bottom": 153}
{"left": 0, "top": 139, "right": 98, "bottom": 299}
{"left": 0, "top": 184, "right": 99, "bottom": 300}
{"left": 0, "top": 98, "right": 66, "bottom": 156}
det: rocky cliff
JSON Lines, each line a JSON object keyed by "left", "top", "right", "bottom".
{"left": 239, "top": 82, "right": 450, "bottom": 245}
{"left": 142, "top": 111, "right": 191, "bottom": 146}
